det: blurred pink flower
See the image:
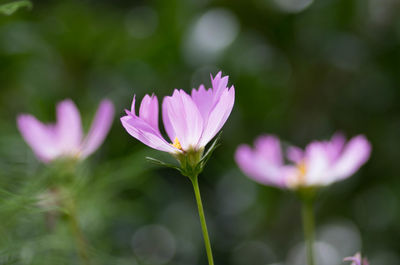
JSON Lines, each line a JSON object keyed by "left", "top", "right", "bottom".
{"left": 344, "top": 252, "right": 370, "bottom": 265}
{"left": 121, "top": 71, "right": 235, "bottom": 154}
{"left": 235, "top": 133, "right": 371, "bottom": 189}
{"left": 17, "top": 99, "right": 114, "bottom": 163}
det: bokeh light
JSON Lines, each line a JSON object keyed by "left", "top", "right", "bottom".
{"left": 183, "top": 8, "right": 239, "bottom": 65}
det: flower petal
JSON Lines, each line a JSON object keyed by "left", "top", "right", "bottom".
{"left": 287, "top": 146, "right": 304, "bottom": 164}
{"left": 17, "top": 114, "right": 60, "bottom": 162}
{"left": 162, "top": 89, "right": 203, "bottom": 150}
{"left": 211, "top": 71, "right": 229, "bottom": 100}
{"left": 343, "top": 252, "right": 362, "bottom": 265}
{"left": 121, "top": 114, "right": 177, "bottom": 153}
{"left": 198, "top": 85, "right": 234, "bottom": 147}
{"left": 130, "top": 95, "right": 161, "bottom": 135}
{"left": 191, "top": 84, "right": 213, "bottom": 120}
{"left": 123, "top": 95, "right": 177, "bottom": 153}
{"left": 254, "top": 135, "right": 283, "bottom": 166}
{"left": 56, "top": 99, "right": 83, "bottom": 152}
{"left": 162, "top": 95, "right": 175, "bottom": 143}
{"left": 329, "top": 135, "right": 371, "bottom": 182}
{"left": 139, "top": 94, "right": 159, "bottom": 131}
{"left": 325, "top": 132, "right": 346, "bottom": 163}
{"left": 235, "top": 144, "right": 286, "bottom": 188}
{"left": 81, "top": 99, "right": 115, "bottom": 157}
{"left": 303, "top": 141, "right": 331, "bottom": 185}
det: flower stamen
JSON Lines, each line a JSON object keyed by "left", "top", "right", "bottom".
{"left": 294, "top": 161, "right": 308, "bottom": 186}
{"left": 171, "top": 137, "right": 183, "bottom": 150}
{"left": 287, "top": 161, "right": 308, "bottom": 188}
{"left": 297, "top": 162, "right": 307, "bottom": 179}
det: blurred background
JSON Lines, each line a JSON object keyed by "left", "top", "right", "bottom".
{"left": 0, "top": 0, "right": 399, "bottom": 264}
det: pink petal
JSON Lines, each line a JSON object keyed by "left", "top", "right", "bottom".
{"left": 121, "top": 115, "right": 177, "bottom": 153}
{"left": 211, "top": 71, "right": 229, "bottom": 100}
{"left": 303, "top": 141, "right": 331, "bottom": 185}
{"left": 254, "top": 135, "right": 283, "bottom": 166}
{"left": 343, "top": 252, "right": 362, "bottom": 265}
{"left": 191, "top": 84, "right": 214, "bottom": 120}
{"left": 191, "top": 72, "right": 232, "bottom": 121}
{"left": 325, "top": 132, "right": 346, "bottom": 163}
{"left": 162, "top": 89, "right": 203, "bottom": 150}
{"left": 129, "top": 95, "right": 138, "bottom": 115}
{"left": 55, "top": 99, "right": 83, "bottom": 152}
{"left": 329, "top": 135, "right": 371, "bottom": 181}
{"left": 198, "top": 85, "right": 235, "bottom": 147}
{"left": 162, "top": 95, "right": 175, "bottom": 143}
{"left": 287, "top": 146, "right": 304, "bottom": 164}
{"left": 122, "top": 95, "right": 178, "bottom": 153}
{"left": 130, "top": 95, "right": 161, "bottom": 136}
{"left": 235, "top": 144, "right": 286, "bottom": 188}
{"left": 17, "top": 114, "right": 60, "bottom": 162}
{"left": 139, "top": 94, "right": 159, "bottom": 131}
{"left": 235, "top": 145, "right": 264, "bottom": 182}
{"left": 81, "top": 99, "right": 114, "bottom": 157}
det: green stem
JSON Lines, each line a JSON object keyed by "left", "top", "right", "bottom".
{"left": 68, "top": 200, "right": 91, "bottom": 265}
{"left": 191, "top": 176, "right": 215, "bottom": 265}
{"left": 301, "top": 198, "right": 315, "bottom": 265}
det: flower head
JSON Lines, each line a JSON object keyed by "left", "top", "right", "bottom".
{"left": 121, "top": 71, "right": 235, "bottom": 171}
{"left": 235, "top": 133, "right": 371, "bottom": 189}
{"left": 344, "top": 252, "right": 370, "bottom": 265}
{"left": 17, "top": 99, "right": 114, "bottom": 163}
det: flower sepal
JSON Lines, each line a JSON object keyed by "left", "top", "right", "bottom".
{"left": 146, "top": 150, "right": 203, "bottom": 180}
{"left": 146, "top": 132, "right": 222, "bottom": 181}
{"left": 145, "top": 156, "right": 184, "bottom": 174}
{"left": 174, "top": 148, "right": 204, "bottom": 179}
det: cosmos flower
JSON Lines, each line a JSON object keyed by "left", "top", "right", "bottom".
{"left": 235, "top": 133, "right": 371, "bottom": 189}
{"left": 121, "top": 72, "right": 235, "bottom": 265}
{"left": 344, "top": 252, "right": 370, "bottom": 265}
{"left": 120, "top": 71, "right": 235, "bottom": 156}
{"left": 17, "top": 99, "right": 114, "bottom": 163}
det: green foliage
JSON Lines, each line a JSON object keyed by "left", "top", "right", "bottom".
{"left": 0, "top": 0, "right": 31, "bottom": 15}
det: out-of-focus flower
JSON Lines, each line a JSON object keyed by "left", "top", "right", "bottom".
{"left": 344, "top": 252, "right": 370, "bottom": 265}
{"left": 235, "top": 133, "right": 371, "bottom": 189}
{"left": 17, "top": 99, "right": 114, "bottom": 163}
{"left": 121, "top": 72, "right": 234, "bottom": 174}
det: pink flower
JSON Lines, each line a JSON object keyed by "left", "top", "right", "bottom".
{"left": 17, "top": 99, "right": 114, "bottom": 163}
{"left": 344, "top": 252, "right": 370, "bottom": 265}
{"left": 121, "top": 72, "right": 235, "bottom": 155}
{"left": 235, "top": 133, "right": 371, "bottom": 189}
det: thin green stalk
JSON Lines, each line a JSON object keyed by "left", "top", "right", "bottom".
{"left": 301, "top": 198, "right": 315, "bottom": 265}
{"left": 68, "top": 200, "right": 91, "bottom": 265}
{"left": 191, "top": 176, "right": 215, "bottom": 265}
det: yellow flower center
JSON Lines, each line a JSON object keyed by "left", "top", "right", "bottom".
{"left": 297, "top": 161, "right": 307, "bottom": 178}
{"left": 171, "top": 137, "right": 183, "bottom": 150}
{"left": 288, "top": 161, "right": 308, "bottom": 188}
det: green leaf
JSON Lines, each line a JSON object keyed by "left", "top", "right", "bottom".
{"left": 0, "top": 0, "right": 32, "bottom": 15}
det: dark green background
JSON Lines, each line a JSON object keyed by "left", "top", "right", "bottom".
{"left": 0, "top": 0, "right": 399, "bottom": 264}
